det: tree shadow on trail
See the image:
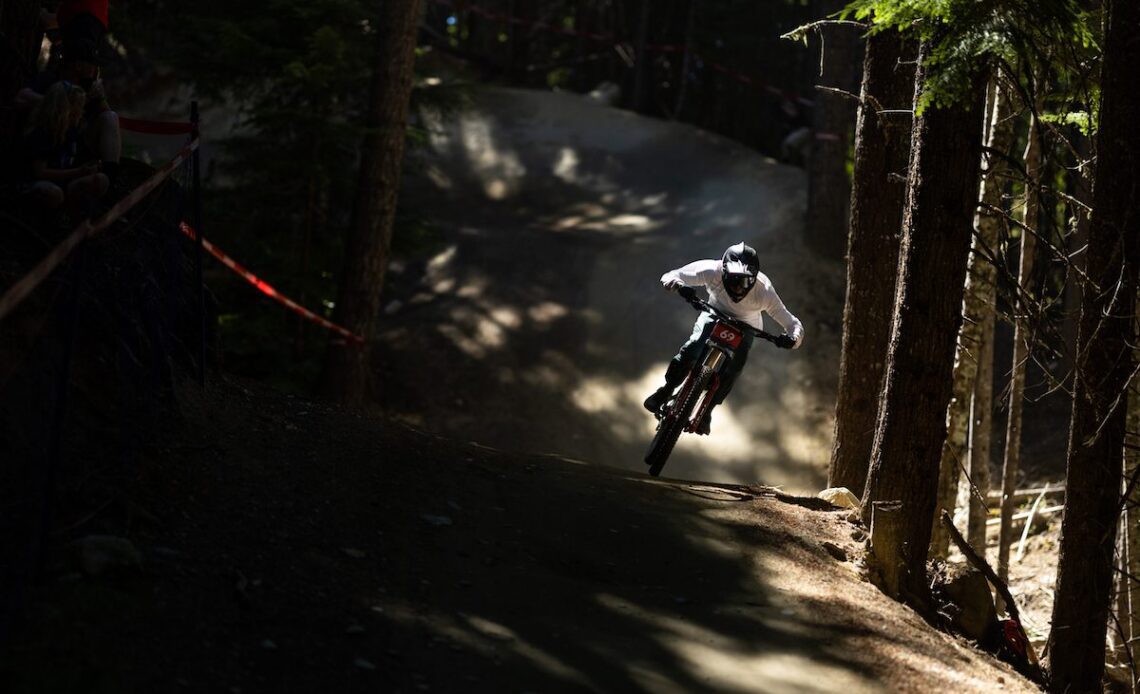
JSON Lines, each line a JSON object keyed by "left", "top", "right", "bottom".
{"left": 3, "top": 381, "right": 1026, "bottom": 694}
{"left": 380, "top": 87, "right": 844, "bottom": 493}
{"left": 345, "top": 435, "right": 1014, "bottom": 693}
{"left": 339, "top": 448, "right": 881, "bottom": 692}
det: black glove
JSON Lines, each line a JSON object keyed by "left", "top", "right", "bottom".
{"left": 774, "top": 334, "right": 796, "bottom": 350}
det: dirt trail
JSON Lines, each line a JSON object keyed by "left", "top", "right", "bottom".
{"left": 5, "top": 378, "right": 1035, "bottom": 693}
{"left": 383, "top": 87, "right": 845, "bottom": 493}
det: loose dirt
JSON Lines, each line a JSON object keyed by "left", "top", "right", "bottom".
{"left": 3, "top": 377, "right": 1036, "bottom": 693}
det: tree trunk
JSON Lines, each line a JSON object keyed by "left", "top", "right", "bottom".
{"left": 1126, "top": 383, "right": 1140, "bottom": 682}
{"left": 0, "top": 0, "right": 42, "bottom": 148}
{"left": 320, "top": 0, "right": 423, "bottom": 405}
{"left": 1048, "top": 1, "right": 1140, "bottom": 690}
{"left": 828, "top": 31, "right": 914, "bottom": 496}
{"left": 968, "top": 298, "right": 997, "bottom": 553}
{"left": 1063, "top": 133, "right": 1094, "bottom": 374}
{"left": 997, "top": 112, "right": 1042, "bottom": 584}
{"left": 932, "top": 81, "right": 1014, "bottom": 558}
{"left": 630, "top": 0, "right": 652, "bottom": 114}
{"left": 861, "top": 40, "right": 986, "bottom": 606}
{"left": 672, "top": 0, "right": 697, "bottom": 119}
{"left": 804, "top": 0, "right": 861, "bottom": 259}
{"left": 1114, "top": 505, "right": 1130, "bottom": 664}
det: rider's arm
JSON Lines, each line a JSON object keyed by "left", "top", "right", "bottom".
{"left": 660, "top": 259, "right": 720, "bottom": 289}
{"left": 764, "top": 289, "right": 804, "bottom": 349}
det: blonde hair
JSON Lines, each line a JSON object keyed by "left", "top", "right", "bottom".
{"left": 24, "top": 82, "right": 86, "bottom": 146}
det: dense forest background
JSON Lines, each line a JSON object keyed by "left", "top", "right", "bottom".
{"left": 7, "top": 1, "right": 1140, "bottom": 691}
{"left": 98, "top": 0, "right": 832, "bottom": 391}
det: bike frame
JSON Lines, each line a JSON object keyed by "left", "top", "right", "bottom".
{"left": 683, "top": 319, "right": 743, "bottom": 433}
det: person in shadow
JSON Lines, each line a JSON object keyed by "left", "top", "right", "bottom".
{"left": 17, "top": 81, "right": 109, "bottom": 221}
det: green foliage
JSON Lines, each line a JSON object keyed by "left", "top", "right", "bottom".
{"left": 1041, "top": 110, "right": 1092, "bottom": 136}
{"left": 839, "top": 0, "right": 1095, "bottom": 112}
{"left": 111, "top": 0, "right": 454, "bottom": 392}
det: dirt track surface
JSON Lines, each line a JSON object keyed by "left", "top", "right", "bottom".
{"left": 5, "top": 378, "right": 1035, "bottom": 693}
{"left": 384, "top": 87, "right": 845, "bottom": 493}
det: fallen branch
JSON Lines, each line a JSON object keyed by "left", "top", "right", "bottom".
{"left": 986, "top": 485, "right": 1065, "bottom": 502}
{"left": 940, "top": 509, "right": 1043, "bottom": 683}
{"left": 985, "top": 505, "right": 1063, "bottom": 527}
{"left": 1014, "top": 488, "right": 1050, "bottom": 562}
{"left": 943, "top": 511, "right": 1026, "bottom": 625}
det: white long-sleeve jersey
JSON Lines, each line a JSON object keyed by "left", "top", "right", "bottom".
{"left": 661, "top": 259, "right": 804, "bottom": 348}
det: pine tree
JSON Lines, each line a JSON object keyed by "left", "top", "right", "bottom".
{"left": 861, "top": 38, "right": 987, "bottom": 602}
{"left": 1048, "top": 1, "right": 1140, "bottom": 689}
{"left": 828, "top": 30, "right": 914, "bottom": 496}
{"left": 931, "top": 80, "right": 1014, "bottom": 558}
{"left": 321, "top": 0, "right": 424, "bottom": 404}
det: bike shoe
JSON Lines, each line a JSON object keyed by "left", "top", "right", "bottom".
{"left": 643, "top": 385, "right": 673, "bottom": 413}
{"left": 696, "top": 412, "right": 712, "bottom": 436}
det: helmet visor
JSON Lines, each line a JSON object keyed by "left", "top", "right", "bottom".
{"left": 724, "top": 274, "right": 755, "bottom": 297}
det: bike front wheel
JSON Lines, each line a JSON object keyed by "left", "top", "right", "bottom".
{"left": 645, "top": 367, "right": 711, "bottom": 477}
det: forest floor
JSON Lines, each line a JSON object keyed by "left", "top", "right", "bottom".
{"left": 3, "top": 375, "right": 1038, "bottom": 693}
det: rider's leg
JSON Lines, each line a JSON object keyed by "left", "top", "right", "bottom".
{"left": 712, "top": 334, "right": 755, "bottom": 405}
{"left": 644, "top": 314, "right": 714, "bottom": 412}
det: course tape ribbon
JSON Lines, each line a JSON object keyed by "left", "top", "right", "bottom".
{"left": 0, "top": 139, "right": 199, "bottom": 322}
{"left": 428, "top": 0, "right": 811, "bottom": 105}
{"left": 119, "top": 116, "right": 197, "bottom": 136}
{"left": 178, "top": 223, "right": 365, "bottom": 346}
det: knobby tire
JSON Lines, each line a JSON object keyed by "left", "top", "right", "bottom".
{"left": 646, "top": 367, "right": 712, "bottom": 477}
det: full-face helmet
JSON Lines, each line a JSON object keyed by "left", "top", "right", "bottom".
{"left": 721, "top": 242, "right": 760, "bottom": 302}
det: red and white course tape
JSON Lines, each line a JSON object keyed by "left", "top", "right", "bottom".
{"left": 178, "top": 223, "right": 364, "bottom": 346}
{"left": 119, "top": 117, "right": 197, "bottom": 136}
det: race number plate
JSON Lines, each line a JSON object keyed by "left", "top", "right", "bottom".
{"left": 710, "top": 321, "right": 743, "bottom": 349}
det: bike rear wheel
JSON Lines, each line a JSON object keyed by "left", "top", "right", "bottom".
{"left": 645, "top": 367, "right": 711, "bottom": 477}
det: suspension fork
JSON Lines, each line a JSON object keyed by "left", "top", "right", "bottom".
{"left": 686, "top": 346, "right": 729, "bottom": 432}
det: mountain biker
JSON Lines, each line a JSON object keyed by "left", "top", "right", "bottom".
{"left": 643, "top": 242, "right": 804, "bottom": 434}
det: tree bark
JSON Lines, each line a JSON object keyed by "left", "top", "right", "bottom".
{"left": 804, "top": 0, "right": 861, "bottom": 259}
{"left": 828, "top": 31, "right": 914, "bottom": 496}
{"left": 1063, "top": 133, "right": 1094, "bottom": 375}
{"left": 861, "top": 40, "right": 986, "bottom": 605}
{"left": 998, "top": 112, "right": 1042, "bottom": 583}
{"left": 321, "top": 0, "right": 423, "bottom": 405}
{"left": 1125, "top": 383, "right": 1140, "bottom": 680}
{"left": 630, "top": 0, "right": 652, "bottom": 114}
{"left": 672, "top": 0, "right": 697, "bottom": 119}
{"left": 932, "top": 81, "right": 1014, "bottom": 558}
{"left": 1048, "top": 1, "right": 1140, "bottom": 690}
{"left": 968, "top": 298, "right": 996, "bottom": 553}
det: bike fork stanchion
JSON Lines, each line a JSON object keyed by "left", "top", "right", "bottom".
{"left": 190, "top": 101, "right": 205, "bottom": 387}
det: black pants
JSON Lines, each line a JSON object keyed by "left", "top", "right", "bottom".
{"left": 669, "top": 312, "right": 754, "bottom": 405}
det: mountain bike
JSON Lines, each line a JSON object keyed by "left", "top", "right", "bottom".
{"left": 644, "top": 286, "right": 782, "bottom": 477}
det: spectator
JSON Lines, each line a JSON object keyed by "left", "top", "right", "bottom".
{"left": 16, "top": 38, "right": 121, "bottom": 181}
{"left": 779, "top": 98, "right": 813, "bottom": 167}
{"left": 41, "top": 1, "right": 110, "bottom": 69}
{"left": 18, "top": 81, "right": 109, "bottom": 218}
{"left": 55, "top": 0, "right": 110, "bottom": 49}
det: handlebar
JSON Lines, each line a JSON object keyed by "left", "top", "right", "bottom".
{"left": 675, "top": 286, "right": 781, "bottom": 345}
